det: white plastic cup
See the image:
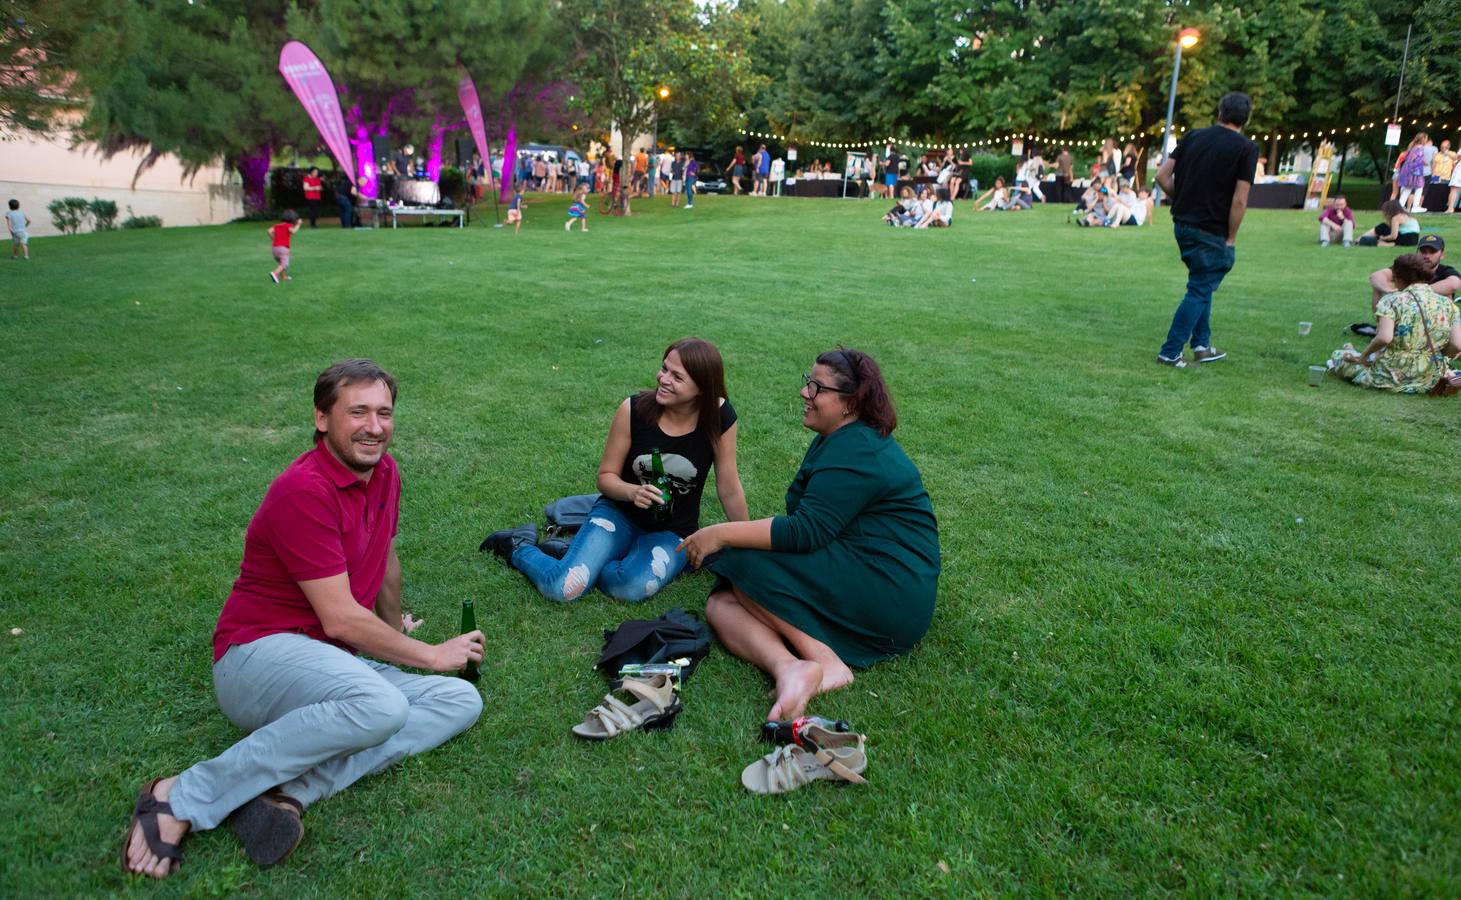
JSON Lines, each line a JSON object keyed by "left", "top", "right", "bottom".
{"left": 1298, "top": 322, "right": 1313, "bottom": 336}
{"left": 1308, "top": 365, "right": 1326, "bottom": 386}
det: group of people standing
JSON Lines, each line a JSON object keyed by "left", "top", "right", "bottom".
{"left": 1389, "top": 132, "right": 1460, "bottom": 214}
{"left": 123, "top": 345, "right": 939, "bottom": 880}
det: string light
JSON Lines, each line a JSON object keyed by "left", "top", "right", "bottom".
{"left": 743, "top": 119, "right": 1449, "bottom": 152}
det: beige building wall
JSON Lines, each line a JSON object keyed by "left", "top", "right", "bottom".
{"left": 1, "top": 118, "right": 243, "bottom": 237}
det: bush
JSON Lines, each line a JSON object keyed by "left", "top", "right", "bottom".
{"left": 965, "top": 154, "right": 1017, "bottom": 193}
{"left": 121, "top": 213, "right": 163, "bottom": 229}
{"left": 89, "top": 198, "right": 119, "bottom": 231}
{"left": 437, "top": 166, "right": 466, "bottom": 205}
{"left": 47, "top": 197, "right": 91, "bottom": 234}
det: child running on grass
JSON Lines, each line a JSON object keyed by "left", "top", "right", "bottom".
{"left": 268, "top": 210, "right": 300, "bottom": 283}
{"left": 507, "top": 187, "right": 525, "bottom": 234}
{"left": 8, "top": 199, "right": 31, "bottom": 260}
{"left": 565, "top": 186, "right": 589, "bottom": 232}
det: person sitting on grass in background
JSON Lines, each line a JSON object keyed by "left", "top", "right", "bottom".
{"left": 1318, "top": 195, "right": 1355, "bottom": 246}
{"left": 1081, "top": 181, "right": 1118, "bottom": 227}
{"left": 507, "top": 186, "right": 525, "bottom": 234}
{"left": 7, "top": 198, "right": 30, "bottom": 260}
{"left": 565, "top": 186, "right": 590, "bottom": 232}
{"left": 1328, "top": 253, "right": 1461, "bottom": 392}
{"left": 975, "top": 176, "right": 1025, "bottom": 211}
{"left": 883, "top": 186, "right": 914, "bottom": 226}
{"left": 482, "top": 338, "right": 747, "bottom": 603}
{"left": 1358, "top": 234, "right": 1460, "bottom": 321}
{"left": 120, "top": 359, "right": 484, "bottom": 880}
{"left": 1357, "top": 199, "right": 1419, "bottom": 247}
{"left": 268, "top": 210, "right": 300, "bottom": 284}
{"left": 677, "top": 348, "right": 940, "bottom": 722}
{"left": 1104, "top": 180, "right": 1150, "bottom": 228}
{"left": 915, "top": 188, "right": 954, "bottom": 228}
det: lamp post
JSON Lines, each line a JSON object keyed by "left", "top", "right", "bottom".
{"left": 648, "top": 86, "right": 670, "bottom": 197}
{"left": 1156, "top": 28, "right": 1200, "bottom": 207}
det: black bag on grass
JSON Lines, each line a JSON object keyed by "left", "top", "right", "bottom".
{"left": 595, "top": 607, "right": 710, "bottom": 682}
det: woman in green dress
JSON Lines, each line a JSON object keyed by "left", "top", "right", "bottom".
{"left": 677, "top": 349, "right": 940, "bottom": 720}
{"left": 1329, "top": 253, "right": 1461, "bottom": 392}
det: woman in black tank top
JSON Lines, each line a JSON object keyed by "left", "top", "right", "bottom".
{"left": 484, "top": 338, "right": 748, "bottom": 603}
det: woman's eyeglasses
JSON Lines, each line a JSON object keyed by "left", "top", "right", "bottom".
{"left": 802, "top": 373, "right": 851, "bottom": 399}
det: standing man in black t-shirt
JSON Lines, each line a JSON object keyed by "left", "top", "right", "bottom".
{"left": 1154, "top": 92, "right": 1260, "bottom": 368}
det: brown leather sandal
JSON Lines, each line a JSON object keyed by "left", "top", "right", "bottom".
{"left": 227, "top": 788, "right": 304, "bottom": 867}
{"left": 120, "top": 777, "right": 187, "bottom": 876}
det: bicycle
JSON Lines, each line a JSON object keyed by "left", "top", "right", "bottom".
{"left": 598, "top": 186, "right": 630, "bottom": 217}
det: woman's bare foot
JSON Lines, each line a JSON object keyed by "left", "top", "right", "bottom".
{"left": 769, "top": 659, "right": 822, "bottom": 720}
{"left": 124, "top": 776, "right": 191, "bottom": 879}
{"left": 817, "top": 658, "right": 855, "bottom": 695}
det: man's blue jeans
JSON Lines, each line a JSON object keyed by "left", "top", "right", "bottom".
{"left": 510, "top": 497, "right": 687, "bottom": 603}
{"left": 1161, "top": 224, "right": 1236, "bottom": 358}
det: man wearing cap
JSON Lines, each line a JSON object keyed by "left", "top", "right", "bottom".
{"left": 1351, "top": 234, "right": 1460, "bottom": 337}
{"left": 1369, "top": 234, "right": 1459, "bottom": 309}
{"left": 1153, "top": 92, "right": 1260, "bottom": 368}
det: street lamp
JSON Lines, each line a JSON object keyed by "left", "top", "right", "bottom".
{"left": 649, "top": 86, "right": 671, "bottom": 196}
{"left": 1156, "top": 28, "right": 1200, "bottom": 205}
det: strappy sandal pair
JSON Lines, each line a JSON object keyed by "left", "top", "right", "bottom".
{"left": 571, "top": 673, "right": 682, "bottom": 740}
{"left": 121, "top": 781, "right": 304, "bottom": 877}
{"left": 741, "top": 722, "right": 869, "bottom": 794}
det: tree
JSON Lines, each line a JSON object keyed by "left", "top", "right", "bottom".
{"left": 0, "top": 0, "right": 92, "bottom": 132}
{"left": 560, "top": 0, "right": 760, "bottom": 172}
{"left": 285, "top": 0, "right": 556, "bottom": 192}
{"left": 60, "top": 1, "right": 312, "bottom": 213}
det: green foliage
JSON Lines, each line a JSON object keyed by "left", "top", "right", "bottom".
{"left": 285, "top": 0, "right": 556, "bottom": 151}
{"left": 740, "top": 0, "right": 1453, "bottom": 153}
{"left": 561, "top": 0, "right": 762, "bottom": 162}
{"left": 120, "top": 212, "right": 163, "bottom": 229}
{"left": 436, "top": 166, "right": 466, "bottom": 205}
{"left": 965, "top": 153, "right": 1016, "bottom": 192}
{"left": 46, "top": 197, "right": 90, "bottom": 234}
{"left": 88, "top": 198, "right": 119, "bottom": 231}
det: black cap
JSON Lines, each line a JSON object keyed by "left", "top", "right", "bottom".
{"left": 1418, "top": 234, "right": 1445, "bottom": 251}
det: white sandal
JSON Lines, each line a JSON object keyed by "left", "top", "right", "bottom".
{"left": 740, "top": 727, "right": 868, "bottom": 794}
{"left": 571, "top": 674, "right": 682, "bottom": 740}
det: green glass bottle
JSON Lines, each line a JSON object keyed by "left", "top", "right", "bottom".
{"left": 649, "top": 448, "right": 672, "bottom": 522}
{"left": 459, "top": 598, "right": 479, "bottom": 683}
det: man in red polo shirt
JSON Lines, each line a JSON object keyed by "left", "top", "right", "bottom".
{"left": 122, "top": 359, "right": 484, "bottom": 879}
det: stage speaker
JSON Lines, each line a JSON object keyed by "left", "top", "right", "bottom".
{"left": 371, "top": 135, "right": 392, "bottom": 167}
{"left": 455, "top": 137, "right": 475, "bottom": 168}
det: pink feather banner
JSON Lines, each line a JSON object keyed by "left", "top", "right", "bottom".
{"left": 279, "top": 41, "right": 356, "bottom": 185}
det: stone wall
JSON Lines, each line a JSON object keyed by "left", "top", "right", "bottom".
{"left": 0, "top": 121, "right": 243, "bottom": 236}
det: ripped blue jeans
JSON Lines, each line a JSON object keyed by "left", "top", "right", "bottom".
{"left": 510, "top": 497, "right": 688, "bottom": 603}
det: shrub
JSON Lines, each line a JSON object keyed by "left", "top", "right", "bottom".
{"left": 47, "top": 197, "right": 91, "bottom": 234}
{"left": 89, "top": 198, "right": 119, "bottom": 231}
{"left": 437, "top": 166, "right": 465, "bottom": 205}
{"left": 965, "top": 154, "right": 1017, "bottom": 193}
{"left": 121, "top": 213, "right": 163, "bottom": 229}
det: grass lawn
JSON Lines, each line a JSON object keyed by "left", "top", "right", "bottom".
{"left": 2, "top": 193, "right": 1458, "bottom": 896}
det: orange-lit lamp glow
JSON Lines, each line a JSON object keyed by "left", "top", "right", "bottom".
{"left": 1178, "top": 28, "right": 1200, "bottom": 49}
{"left": 658, "top": 86, "right": 671, "bottom": 100}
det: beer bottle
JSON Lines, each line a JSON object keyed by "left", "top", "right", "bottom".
{"left": 649, "top": 448, "right": 672, "bottom": 522}
{"left": 459, "top": 598, "right": 480, "bottom": 683}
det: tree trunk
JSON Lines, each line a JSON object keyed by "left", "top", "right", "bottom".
{"left": 234, "top": 145, "right": 271, "bottom": 214}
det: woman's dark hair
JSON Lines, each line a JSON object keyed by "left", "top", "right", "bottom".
{"left": 314, "top": 358, "right": 397, "bottom": 440}
{"left": 308, "top": 166, "right": 319, "bottom": 175}
{"left": 282, "top": 209, "right": 299, "bottom": 223}
{"left": 7, "top": 199, "right": 17, "bottom": 210}
{"left": 633, "top": 337, "right": 728, "bottom": 448}
{"left": 1380, "top": 199, "right": 1403, "bottom": 219}
{"left": 1390, "top": 253, "right": 1430, "bottom": 289}
{"left": 816, "top": 348, "right": 896, "bottom": 437}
